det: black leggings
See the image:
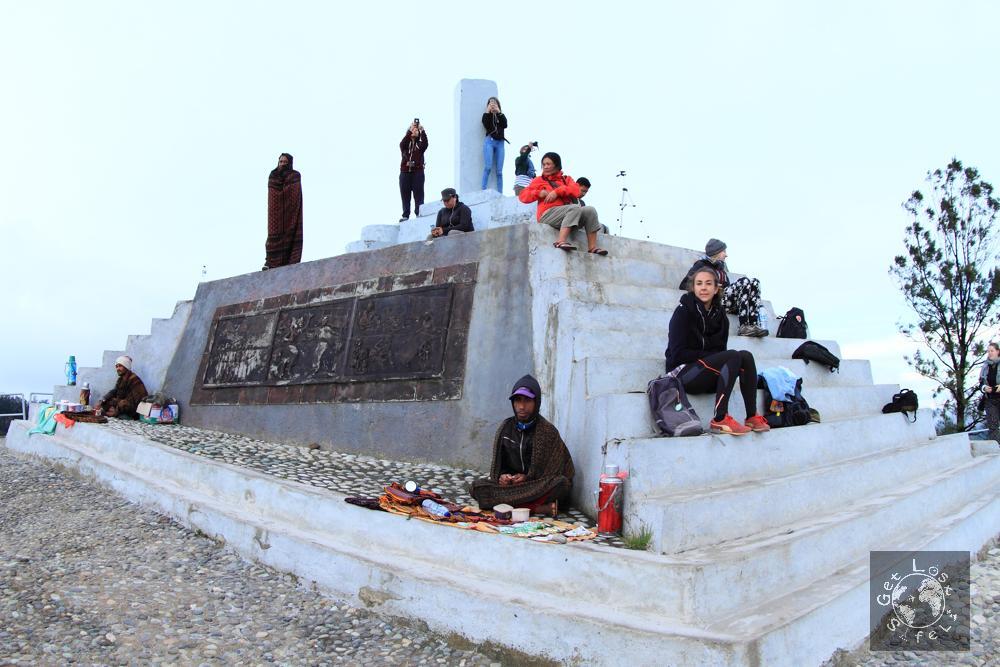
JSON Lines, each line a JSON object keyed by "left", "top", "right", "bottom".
{"left": 676, "top": 350, "right": 758, "bottom": 421}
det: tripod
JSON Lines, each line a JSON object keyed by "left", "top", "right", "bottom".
{"left": 616, "top": 171, "right": 645, "bottom": 238}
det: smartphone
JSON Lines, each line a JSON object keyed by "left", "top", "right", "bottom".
{"left": 414, "top": 118, "right": 420, "bottom": 125}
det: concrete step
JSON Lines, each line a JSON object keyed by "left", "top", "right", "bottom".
{"left": 566, "top": 299, "right": 781, "bottom": 341}
{"left": 606, "top": 410, "right": 939, "bottom": 498}
{"left": 573, "top": 329, "right": 840, "bottom": 362}
{"left": 7, "top": 419, "right": 995, "bottom": 636}
{"left": 675, "top": 451, "right": 1000, "bottom": 619}
{"left": 708, "top": 478, "right": 1000, "bottom": 666}
{"left": 586, "top": 383, "right": 893, "bottom": 440}
{"left": 345, "top": 239, "right": 394, "bottom": 254}
{"left": 632, "top": 433, "right": 975, "bottom": 554}
{"left": 582, "top": 357, "right": 874, "bottom": 397}
{"left": 534, "top": 254, "right": 697, "bottom": 289}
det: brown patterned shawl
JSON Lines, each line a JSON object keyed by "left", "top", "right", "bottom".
{"left": 99, "top": 370, "right": 148, "bottom": 419}
{"left": 264, "top": 153, "right": 303, "bottom": 268}
{"left": 470, "top": 416, "right": 575, "bottom": 509}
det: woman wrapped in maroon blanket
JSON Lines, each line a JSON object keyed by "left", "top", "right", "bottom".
{"left": 263, "top": 153, "right": 303, "bottom": 269}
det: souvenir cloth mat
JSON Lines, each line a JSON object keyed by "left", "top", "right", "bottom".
{"left": 345, "top": 482, "right": 597, "bottom": 543}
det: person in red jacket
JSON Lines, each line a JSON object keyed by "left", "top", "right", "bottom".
{"left": 517, "top": 152, "right": 608, "bottom": 255}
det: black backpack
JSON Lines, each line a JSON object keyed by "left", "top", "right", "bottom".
{"left": 776, "top": 307, "right": 808, "bottom": 339}
{"left": 647, "top": 370, "right": 704, "bottom": 437}
{"left": 882, "top": 389, "right": 919, "bottom": 422}
{"left": 792, "top": 341, "right": 841, "bottom": 373}
{"left": 758, "top": 375, "right": 813, "bottom": 428}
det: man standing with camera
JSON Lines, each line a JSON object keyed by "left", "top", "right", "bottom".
{"left": 399, "top": 120, "right": 428, "bottom": 222}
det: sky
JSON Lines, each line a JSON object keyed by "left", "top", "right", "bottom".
{"left": 2, "top": 1, "right": 999, "bottom": 413}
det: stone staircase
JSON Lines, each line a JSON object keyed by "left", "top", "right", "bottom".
{"left": 51, "top": 300, "right": 193, "bottom": 406}
{"left": 520, "top": 224, "right": 1000, "bottom": 662}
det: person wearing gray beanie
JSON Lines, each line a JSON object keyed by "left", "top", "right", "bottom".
{"left": 705, "top": 238, "right": 727, "bottom": 257}
{"left": 679, "top": 239, "right": 767, "bottom": 337}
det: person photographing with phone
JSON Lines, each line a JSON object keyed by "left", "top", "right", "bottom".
{"left": 399, "top": 119, "right": 428, "bottom": 222}
{"left": 481, "top": 97, "right": 507, "bottom": 192}
{"left": 980, "top": 342, "right": 1000, "bottom": 441}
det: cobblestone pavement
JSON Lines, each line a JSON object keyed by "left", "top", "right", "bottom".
{"left": 0, "top": 442, "right": 526, "bottom": 667}
{"left": 97, "top": 420, "right": 627, "bottom": 548}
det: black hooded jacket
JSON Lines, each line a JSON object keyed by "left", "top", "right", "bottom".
{"left": 499, "top": 374, "right": 541, "bottom": 475}
{"left": 664, "top": 292, "right": 729, "bottom": 372}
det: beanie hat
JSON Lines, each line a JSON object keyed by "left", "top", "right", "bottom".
{"left": 115, "top": 355, "right": 133, "bottom": 371}
{"left": 705, "top": 238, "right": 727, "bottom": 257}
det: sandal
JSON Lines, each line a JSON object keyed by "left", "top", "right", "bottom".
{"left": 553, "top": 241, "right": 577, "bottom": 251}
{"left": 588, "top": 247, "right": 609, "bottom": 256}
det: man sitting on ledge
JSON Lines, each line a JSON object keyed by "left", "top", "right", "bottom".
{"left": 429, "top": 188, "right": 474, "bottom": 239}
{"left": 470, "top": 374, "right": 575, "bottom": 517}
{"left": 95, "top": 355, "right": 148, "bottom": 419}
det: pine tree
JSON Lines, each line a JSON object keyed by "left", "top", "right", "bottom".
{"left": 891, "top": 159, "right": 1000, "bottom": 431}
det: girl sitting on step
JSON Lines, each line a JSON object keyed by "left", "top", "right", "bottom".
{"left": 664, "top": 268, "right": 770, "bottom": 436}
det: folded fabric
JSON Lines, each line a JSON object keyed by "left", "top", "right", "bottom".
{"left": 28, "top": 405, "right": 58, "bottom": 435}
{"left": 759, "top": 366, "right": 800, "bottom": 401}
{"left": 54, "top": 413, "right": 76, "bottom": 429}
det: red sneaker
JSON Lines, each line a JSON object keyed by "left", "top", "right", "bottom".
{"left": 744, "top": 415, "right": 771, "bottom": 432}
{"left": 709, "top": 414, "right": 752, "bottom": 435}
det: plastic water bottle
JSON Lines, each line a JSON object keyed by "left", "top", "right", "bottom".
{"left": 421, "top": 499, "right": 452, "bottom": 518}
{"left": 758, "top": 307, "right": 768, "bottom": 334}
{"left": 65, "top": 355, "right": 77, "bottom": 386}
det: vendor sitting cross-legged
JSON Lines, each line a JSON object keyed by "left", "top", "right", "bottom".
{"left": 95, "top": 355, "right": 148, "bottom": 419}
{"left": 470, "top": 374, "right": 575, "bottom": 517}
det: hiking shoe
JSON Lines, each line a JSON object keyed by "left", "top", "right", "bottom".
{"left": 744, "top": 415, "right": 771, "bottom": 432}
{"left": 752, "top": 325, "right": 770, "bottom": 337}
{"left": 710, "top": 414, "right": 751, "bottom": 435}
{"left": 737, "top": 324, "right": 756, "bottom": 337}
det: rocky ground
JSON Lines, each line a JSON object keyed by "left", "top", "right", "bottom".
{"left": 0, "top": 441, "right": 526, "bottom": 667}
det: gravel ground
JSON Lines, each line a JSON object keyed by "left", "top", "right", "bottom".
{"left": 0, "top": 440, "right": 521, "bottom": 667}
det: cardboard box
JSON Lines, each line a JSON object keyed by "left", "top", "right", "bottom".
{"left": 137, "top": 402, "right": 179, "bottom": 424}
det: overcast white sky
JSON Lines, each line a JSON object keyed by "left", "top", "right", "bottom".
{"left": 2, "top": 1, "right": 999, "bottom": 411}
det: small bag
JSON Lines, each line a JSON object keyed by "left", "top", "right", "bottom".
{"left": 882, "top": 388, "right": 919, "bottom": 422}
{"left": 776, "top": 307, "right": 808, "bottom": 339}
{"left": 792, "top": 341, "right": 841, "bottom": 373}
{"left": 648, "top": 369, "right": 704, "bottom": 437}
{"left": 758, "top": 375, "right": 813, "bottom": 428}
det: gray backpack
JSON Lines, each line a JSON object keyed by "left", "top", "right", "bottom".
{"left": 647, "top": 369, "right": 704, "bottom": 437}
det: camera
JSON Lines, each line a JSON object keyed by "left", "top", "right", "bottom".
{"left": 413, "top": 118, "right": 420, "bottom": 126}
{"left": 530, "top": 141, "right": 538, "bottom": 147}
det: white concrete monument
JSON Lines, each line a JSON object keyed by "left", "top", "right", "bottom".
{"left": 454, "top": 78, "right": 498, "bottom": 195}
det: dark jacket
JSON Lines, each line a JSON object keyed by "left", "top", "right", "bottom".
{"left": 434, "top": 201, "right": 474, "bottom": 235}
{"left": 399, "top": 130, "right": 428, "bottom": 172}
{"left": 664, "top": 292, "right": 729, "bottom": 372}
{"left": 469, "top": 374, "right": 575, "bottom": 509}
{"left": 679, "top": 256, "right": 730, "bottom": 290}
{"left": 980, "top": 361, "right": 1000, "bottom": 401}
{"left": 99, "top": 369, "right": 149, "bottom": 419}
{"left": 482, "top": 112, "right": 508, "bottom": 141}
{"left": 500, "top": 374, "right": 542, "bottom": 474}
